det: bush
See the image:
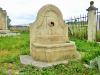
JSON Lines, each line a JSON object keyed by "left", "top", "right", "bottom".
{"left": 96, "top": 30, "right": 100, "bottom": 42}
{"left": 69, "top": 25, "right": 87, "bottom": 40}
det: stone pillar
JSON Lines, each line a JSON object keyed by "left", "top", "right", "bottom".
{"left": 87, "top": 1, "right": 98, "bottom": 42}
{"left": 0, "top": 8, "right": 8, "bottom": 30}
{"left": 3, "top": 10, "right": 8, "bottom": 30}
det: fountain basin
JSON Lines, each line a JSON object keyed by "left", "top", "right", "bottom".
{"left": 30, "top": 41, "right": 81, "bottom": 62}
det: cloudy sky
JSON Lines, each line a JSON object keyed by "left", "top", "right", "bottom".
{"left": 0, "top": 0, "right": 100, "bottom": 25}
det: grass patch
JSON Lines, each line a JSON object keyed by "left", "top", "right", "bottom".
{"left": 71, "top": 38, "right": 100, "bottom": 64}
{"left": 0, "top": 32, "right": 100, "bottom": 74}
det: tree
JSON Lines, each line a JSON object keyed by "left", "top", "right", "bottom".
{"left": 7, "top": 16, "right": 11, "bottom": 29}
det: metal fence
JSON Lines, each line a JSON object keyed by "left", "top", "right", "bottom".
{"left": 97, "top": 12, "right": 100, "bottom": 30}
{"left": 96, "top": 11, "right": 100, "bottom": 41}
{"left": 65, "top": 15, "right": 88, "bottom": 39}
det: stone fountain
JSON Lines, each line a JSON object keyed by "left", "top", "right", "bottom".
{"left": 20, "top": 4, "right": 81, "bottom": 67}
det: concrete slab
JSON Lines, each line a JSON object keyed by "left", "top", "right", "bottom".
{"left": 0, "top": 33, "right": 20, "bottom": 37}
{"left": 20, "top": 55, "right": 68, "bottom": 68}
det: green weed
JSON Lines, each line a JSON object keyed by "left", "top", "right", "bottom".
{"left": 0, "top": 32, "right": 100, "bottom": 75}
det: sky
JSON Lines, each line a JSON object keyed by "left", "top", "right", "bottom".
{"left": 0, "top": 0, "right": 100, "bottom": 25}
